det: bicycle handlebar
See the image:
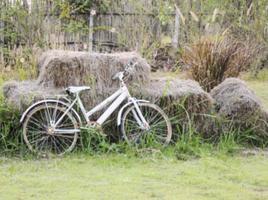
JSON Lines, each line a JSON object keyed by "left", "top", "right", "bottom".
{"left": 112, "top": 61, "right": 138, "bottom": 81}
{"left": 125, "top": 61, "right": 138, "bottom": 71}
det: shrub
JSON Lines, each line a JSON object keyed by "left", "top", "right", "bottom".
{"left": 251, "top": 48, "right": 268, "bottom": 77}
{"left": 181, "top": 35, "right": 258, "bottom": 91}
{"left": 0, "top": 96, "right": 23, "bottom": 154}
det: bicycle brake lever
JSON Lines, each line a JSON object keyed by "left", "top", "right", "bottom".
{"left": 111, "top": 73, "right": 118, "bottom": 80}
{"left": 125, "top": 62, "right": 138, "bottom": 73}
{"left": 65, "top": 88, "right": 71, "bottom": 95}
{"left": 112, "top": 72, "right": 124, "bottom": 81}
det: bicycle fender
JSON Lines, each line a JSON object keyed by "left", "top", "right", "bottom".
{"left": 117, "top": 99, "right": 149, "bottom": 126}
{"left": 20, "top": 99, "right": 82, "bottom": 125}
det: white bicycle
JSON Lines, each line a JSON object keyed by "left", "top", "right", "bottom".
{"left": 20, "top": 62, "right": 172, "bottom": 155}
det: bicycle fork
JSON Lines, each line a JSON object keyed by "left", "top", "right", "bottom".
{"left": 131, "top": 99, "right": 150, "bottom": 130}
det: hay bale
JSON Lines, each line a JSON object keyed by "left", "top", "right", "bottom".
{"left": 3, "top": 81, "right": 62, "bottom": 111}
{"left": 133, "top": 77, "right": 214, "bottom": 137}
{"left": 35, "top": 50, "right": 150, "bottom": 109}
{"left": 37, "top": 50, "right": 150, "bottom": 87}
{"left": 135, "top": 77, "right": 213, "bottom": 112}
{"left": 210, "top": 78, "right": 268, "bottom": 136}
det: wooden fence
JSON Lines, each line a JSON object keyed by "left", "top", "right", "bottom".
{"left": 41, "top": 11, "right": 178, "bottom": 53}
{"left": 0, "top": 0, "right": 185, "bottom": 66}
{"left": 1, "top": 1, "right": 182, "bottom": 50}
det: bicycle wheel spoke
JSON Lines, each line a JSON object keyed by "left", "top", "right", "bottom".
{"left": 53, "top": 136, "right": 66, "bottom": 152}
{"left": 28, "top": 116, "right": 46, "bottom": 129}
{"left": 145, "top": 106, "right": 156, "bottom": 122}
{"left": 58, "top": 115, "right": 70, "bottom": 126}
{"left": 39, "top": 109, "right": 48, "bottom": 126}
{"left": 35, "top": 136, "right": 48, "bottom": 152}
{"left": 53, "top": 101, "right": 59, "bottom": 121}
{"left": 44, "top": 101, "right": 52, "bottom": 123}
{"left": 151, "top": 120, "right": 167, "bottom": 128}
{"left": 27, "top": 124, "right": 44, "bottom": 132}
{"left": 52, "top": 136, "right": 61, "bottom": 154}
{"left": 55, "top": 136, "right": 71, "bottom": 151}
{"left": 148, "top": 112, "right": 162, "bottom": 124}
{"left": 39, "top": 138, "right": 46, "bottom": 152}
{"left": 57, "top": 121, "right": 75, "bottom": 128}
{"left": 54, "top": 133, "right": 75, "bottom": 139}
{"left": 125, "top": 120, "right": 142, "bottom": 133}
{"left": 125, "top": 119, "right": 140, "bottom": 128}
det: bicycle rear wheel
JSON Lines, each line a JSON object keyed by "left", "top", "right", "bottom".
{"left": 121, "top": 102, "right": 172, "bottom": 146}
{"left": 22, "top": 103, "right": 79, "bottom": 155}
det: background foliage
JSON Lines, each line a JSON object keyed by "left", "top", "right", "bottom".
{"left": 1, "top": 0, "right": 267, "bottom": 64}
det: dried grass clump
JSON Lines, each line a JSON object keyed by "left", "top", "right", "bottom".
{"left": 211, "top": 78, "right": 268, "bottom": 137}
{"left": 181, "top": 36, "right": 258, "bottom": 91}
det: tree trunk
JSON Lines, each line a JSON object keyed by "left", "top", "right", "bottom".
{"left": 172, "top": 4, "right": 180, "bottom": 48}
{"left": 196, "top": 0, "right": 202, "bottom": 34}
{"left": 185, "top": 0, "right": 193, "bottom": 42}
{"left": 22, "top": 0, "right": 29, "bottom": 11}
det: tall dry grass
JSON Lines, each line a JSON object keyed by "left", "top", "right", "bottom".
{"left": 181, "top": 35, "right": 259, "bottom": 91}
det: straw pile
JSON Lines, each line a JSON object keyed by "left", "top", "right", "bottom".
{"left": 3, "top": 80, "right": 62, "bottom": 111}
{"left": 133, "top": 77, "right": 214, "bottom": 136}
{"left": 210, "top": 78, "right": 268, "bottom": 136}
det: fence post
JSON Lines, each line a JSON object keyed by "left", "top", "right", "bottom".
{"left": 0, "top": 1, "right": 5, "bottom": 65}
{"left": 88, "top": 9, "right": 96, "bottom": 52}
{"left": 0, "top": 8, "right": 3, "bottom": 45}
{"left": 172, "top": 5, "right": 180, "bottom": 48}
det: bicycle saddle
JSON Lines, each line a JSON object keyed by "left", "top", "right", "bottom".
{"left": 66, "top": 86, "right": 91, "bottom": 94}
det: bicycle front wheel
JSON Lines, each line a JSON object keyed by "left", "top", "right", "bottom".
{"left": 121, "top": 102, "right": 172, "bottom": 146}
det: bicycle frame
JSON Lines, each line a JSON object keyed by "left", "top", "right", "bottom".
{"left": 54, "top": 85, "right": 149, "bottom": 129}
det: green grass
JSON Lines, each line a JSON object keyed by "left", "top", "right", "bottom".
{"left": 242, "top": 69, "right": 268, "bottom": 109}
{"left": 247, "top": 80, "right": 268, "bottom": 109}
{"left": 0, "top": 154, "right": 268, "bottom": 200}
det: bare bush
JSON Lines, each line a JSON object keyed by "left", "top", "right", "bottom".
{"left": 181, "top": 36, "right": 259, "bottom": 91}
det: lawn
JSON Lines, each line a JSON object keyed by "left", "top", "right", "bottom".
{"left": 0, "top": 154, "right": 268, "bottom": 200}
{"left": 243, "top": 69, "right": 268, "bottom": 109}
{"left": 247, "top": 80, "right": 268, "bottom": 109}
